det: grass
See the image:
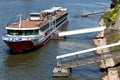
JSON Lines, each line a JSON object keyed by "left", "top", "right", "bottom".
{"left": 106, "top": 30, "right": 120, "bottom": 51}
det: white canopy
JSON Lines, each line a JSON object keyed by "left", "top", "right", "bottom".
{"left": 41, "top": 7, "right": 62, "bottom": 13}
{"left": 30, "top": 13, "right": 41, "bottom": 15}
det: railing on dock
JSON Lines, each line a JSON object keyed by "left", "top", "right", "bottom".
{"left": 53, "top": 41, "right": 120, "bottom": 77}
{"left": 57, "top": 51, "right": 120, "bottom": 68}
{"left": 56, "top": 41, "right": 120, "bottom": 68}
{"left": 58, "top": 26, "right": 106, "bottom": 37}
{"left": 53, "top": 26, "right": 120, "bottom": 77}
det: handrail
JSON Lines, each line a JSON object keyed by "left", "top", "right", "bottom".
{"left": 58, "top": 26, "right": 106, "bottom": 37}
{"left": 56, "top": 41, "right": 120, "bottom": 59}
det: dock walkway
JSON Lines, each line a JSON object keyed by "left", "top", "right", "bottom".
{"left": 58, "top": 50, "right": 120, "bottom": 68}
{"left": 81, "top": 10, "right": 106, "bottom": 17}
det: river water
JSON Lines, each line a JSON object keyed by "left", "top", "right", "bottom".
{"left": 0, "top": 0, "right": 111, "bottom": 80}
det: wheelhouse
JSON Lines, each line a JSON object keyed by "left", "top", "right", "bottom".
{"left": 30, "top": 13, "right": 41, "bottom": 21}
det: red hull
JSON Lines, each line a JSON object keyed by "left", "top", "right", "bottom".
{"left": 4, "top": 41, "right": 33, "bottom": 53}
{"left": 4, "top": 37, "right": 50, "bottom": 53}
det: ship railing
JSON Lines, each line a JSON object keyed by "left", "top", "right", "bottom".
{"left": 6, "top": 22, "right": 18, "bottom": 27}
{"left": 2, "top": 35, "right": 40, "bottom": 41}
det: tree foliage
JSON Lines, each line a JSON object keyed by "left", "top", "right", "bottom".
{"left": 111, "top": 0, "right": 120, "bottom": 5}
{"left": 102, "top": 6, "right": 119, "bottom": 27}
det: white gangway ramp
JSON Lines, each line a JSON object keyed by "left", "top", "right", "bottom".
{"left": 58, "top": 26, "right": 106, "bottom": 37}
{"left": 56, "top": 41, "right": 120, "bottom": 59}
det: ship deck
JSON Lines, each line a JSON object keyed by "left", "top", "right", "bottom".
{"left": 7, "top": 9, "right": 67, "bottom": 29}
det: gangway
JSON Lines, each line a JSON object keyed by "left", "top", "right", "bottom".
{"left": 57, "top": 50, "right": 120, "bottom": 68}
{"left": 58, "top": 26, "right": 106, "bottom": 37}
{"left": 53, "top": 41, "right": 120, "bottom": 76}
{"left": 56, "top": 41, "right": 120, "bottom": 59}
{"left": 53, "top": 26, "right": 118, "bottom": 77}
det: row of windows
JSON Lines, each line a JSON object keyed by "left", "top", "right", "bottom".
{"left": 39, "top": 13, "right": 68, "bottom": 31}
{"left": 7, "top": 30, "right": 39, "bottom": 35}
{"left": 56, "top": 13, "right": 68, "bottom": 23}
{"left": 56, "top": 17, "right": 67, "bottom": 27}
{"left": 7, "top": 23, "right": 49, "bottom": 36}
{"left": 40, "top": 23, "right": 49, "bottom": 31}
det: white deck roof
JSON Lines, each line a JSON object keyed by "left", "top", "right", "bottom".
{"left": 30, "top": 13, "right": 41, "bottom": 15}
{"left": 41, "top": 7, "right": 63, "bottom": 13}
{"left": 42, "top": 9, "right": 55, "bottom": 13}
{"left": 51, "top": 7, "right": 62, "bottom": 10}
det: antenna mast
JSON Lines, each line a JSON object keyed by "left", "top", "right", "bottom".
{"left": 18, "top": 14, "right": 22, "bottom": 29}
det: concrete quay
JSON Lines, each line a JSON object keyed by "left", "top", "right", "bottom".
{"left": 93, "top": 18, "right": 120, "bottom": 80}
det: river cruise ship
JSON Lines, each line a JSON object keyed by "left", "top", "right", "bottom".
{"left": 2, "top": 7, "right": 68, "bottom": 53}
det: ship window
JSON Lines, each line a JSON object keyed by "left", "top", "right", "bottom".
{"left": 30, "top": 13, "right": 40, "bottom": 17}
{"left": 20, "top": 30, "right": 39, "bottom": 35}
{"left": 56, "top": 17, "right": 67, "bottom": 27}
{"left": 22, "top": 30, "right": 26, "bottom": 35}
{"left": 25, "top": 30, "right": 30, "bottom": 35}
{"left": 18, "top": 30, "right": 23, "bottom": 35}
{"left": 40, "top": 23, "right": 49, "bottom": 31}
{"left": 7, "top": 29, "right": 39, "bottom": 36}
{"left": 7, "top": 30, "right": 10, "bottom": 34}
{"left": 56, "top": 13, "right": 68, "bottom": 23}
{"left": 35, "top": 30, "right": 39, "bottom": 35}
{"left": 7, "top": 30, "right": 19, "bottom": 35}
{"left": 31, "top": 15, "right": 40, "bottom": 17}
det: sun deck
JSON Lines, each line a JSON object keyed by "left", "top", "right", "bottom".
{"left": 7, "top": 19, "right": 40, "bottom": 28}
{"left": 6, "top": 7, "right": 67, "bottom": 29}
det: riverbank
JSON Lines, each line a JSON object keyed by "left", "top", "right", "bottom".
{"left": 93, "top": 16, "right": 120, "bottom": 80}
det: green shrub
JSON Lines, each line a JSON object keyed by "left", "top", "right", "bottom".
{"left": 107, "top": 30, "right": 120, "bottom": 51}
{"left": 102, "top": 6, "right": 119, "bottom": 27}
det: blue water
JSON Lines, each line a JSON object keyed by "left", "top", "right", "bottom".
{"left": 0, "top": 0, "right": 111, "bottom": 80}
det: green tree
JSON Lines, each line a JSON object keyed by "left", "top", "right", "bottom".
{"left": 111, "top": 0, "right": 120, "bottom": 5}
{"left": 102, "top": 6, "right": 119, "bottom": 27}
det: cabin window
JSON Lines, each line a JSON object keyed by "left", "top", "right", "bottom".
{"left": 56, "top": 13, "right": 68, "bottom": 23}
{"left": 30, "top": 14, "right": 40, "bottom": 17}
{"left": 7, "top": 30, "right": 18, "bottom": 35}
{"left": 7, "top": 29, "right": 39, "bottom": 35}
{"left": 56, "top": 17, "right": 67, "bottom": 27}
{"left": 21, "top": 30, "right": 39, "bottom": 35}
{"left": 35, "top": 30, "right": 39, "bottom": 35}
{"left": 40, "top": 23, "right": 49, "bottom": 31}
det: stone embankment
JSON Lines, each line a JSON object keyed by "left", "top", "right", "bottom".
{"left": 93, "top": 18, "right": 120, "bottom": 80}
